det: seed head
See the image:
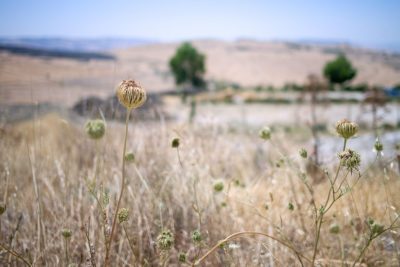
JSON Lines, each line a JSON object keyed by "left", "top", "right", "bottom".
{"left": 335, "top": 119, "right": 358, "bottom": 139}
{"left": 395, "top": 143, "right": 400, "bottom": 151}
{"left": 118, "top": 208, "right": 129, "bottom": 223}
{"left": 299, "top": 148, "right": 308, "bottom": 159}
{"left": 329, "top": 223, "right": 340, "bottom": 234}
{"left": 171, "top": 138, "right": 180, "bottom": 148}
{"left": 178, "top": 252, "right": 187, "bottom": 263}
{"left": 367, "top": 218, "right": 375, "bottom": 225}
{"left": 124, "top": 152, "right": 135, "bottom": 163}
{"left": 338, "top": 149, "right": 361, "bottom": 173}
{"left": 117, "top": 80, "right": 146, "bottom": 110}
{"left": 61, "top": 228, "right": 72, "bottom": 239}
{"left": 0, "top": 203, "right": 6, "bottom": 215}
{"left": 85, "top": 119, "right": 105, "bottom": 139}
{"left": 213, "top": 181, "right": 224, "bottom": 192}
{"left": 157, "top": 229, "right": 174, "bottom": 251}
{"left": 259, "top": 126, "right": 271, "bottom": 140}
{"left": 191, "top": 229, "right": 202, "bottom": 243}
{"left": 374, "top": 139, "right": 383, "bottom": 152}
{"left": 371, "top": 222, "right": 384, "bottom": 236}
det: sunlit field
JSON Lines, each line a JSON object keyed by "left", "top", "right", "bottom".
{"left": 0, "top": 98, "right": 399, "bottom": 266}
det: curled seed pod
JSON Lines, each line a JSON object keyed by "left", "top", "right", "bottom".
{"left": 61, "top": 228, "right": 72, "bottom": 239}
{"left": 124, "top": 152, "right": 135, "bottom": 163}
{"left": 157, "top": 229, "right": 174, "bottom": 251}
{"left": 338, "top": 149, "right": 361, "bottom": 173}
{"left": 0, "top": 203, "right": 6, "bottom": 215}
{"left": 299, "top": 148, "right": 308, "bottom": 159}
{"left": 178, "top": 252, "right": 187, "bottom": 263}
{"left": 85, "top": 119, "right": 106, "bottom": 139}
{"left": 117, "top": 80, "right": 147, "bottom": 109}
{"left": 335, "top": 119, "right": 358, "bottom": 139}
{"left": 191, "top": 229, "right": 202, "bottom": 243}
{"left": 259, "top": 126, "right": 271, "bottom": 140}
{"left": 118, "top": 208, "right": 129, "bottom": 223}
{"left": 213, "top": 181, "right": 224, "bottom": 192}
{"left": 171, "top": 138, "right": 180, "bottom": 148}
{"left": 329, "top": 223, "right": 340, "bottom": 234}
{"left": 374, "top": 139, "right": 383, "bottom": 152}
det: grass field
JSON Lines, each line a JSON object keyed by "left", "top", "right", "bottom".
{"left": 0, "top": 109, "right": 399, "bottom": 266}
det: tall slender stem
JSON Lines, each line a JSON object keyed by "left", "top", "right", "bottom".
{"left": 105, "top": 109, "right": 131, "bottom": 266}
{"left": 64, "top": 238, "right": 69, "bottom": 266}
{"left": 311, "top": 138, "right": 347, "bottom": 266}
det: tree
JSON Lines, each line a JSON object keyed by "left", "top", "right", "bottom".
{"left": 323, "top": 54, "right": 357, "bottom": 87}
{"left": 169, "top": 42, "right": 206, "bottom": 89}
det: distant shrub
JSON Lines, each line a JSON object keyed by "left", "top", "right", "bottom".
{"left": 323, "top": 55, "right": 357, "bottom": 87}
{"left": 169, "top": 42, "right": 206, "bottom": 89}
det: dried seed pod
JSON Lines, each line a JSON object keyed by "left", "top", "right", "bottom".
{"left": 335, "top": 119, "right": 358, "bottom": 139}
{"left": 118, "top": 208, "right": 129, "bottom": 223}
{"left": 117, "top": 80, "right": 146, "bottom": 109}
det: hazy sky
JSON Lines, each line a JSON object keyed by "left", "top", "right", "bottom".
{"left": 0, "top": 0, "right": 399, "bottom": 48}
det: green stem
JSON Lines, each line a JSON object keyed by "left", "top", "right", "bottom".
{"left": 122, "top": 224, "right": 137, "bottom": 264}
{"left": 64, "top": 238, "right": 69, "bottom": 266}
{"left": 352, "top": 237, "right": 371, "bottom": 267}
{"left": 311, "top": 138, "right": 347, "bottom": 266}
{"left": 105, "top": 109, "right": 131, "bottom": 266}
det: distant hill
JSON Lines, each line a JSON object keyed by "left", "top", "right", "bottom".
{"left": 0, "top": 44, "right": 115, "bottom": 61}
{"left": 1, "top": 39, "right": 400, "bottom": 106}
{"left": 0, "top": 37, "right": 154, "bottom": 51}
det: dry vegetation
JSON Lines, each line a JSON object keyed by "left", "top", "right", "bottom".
{"left": 0, "top": 112, "right": 399, "bottom": 266}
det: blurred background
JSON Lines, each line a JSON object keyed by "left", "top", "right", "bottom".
{"left": 0, "top": 0, "right": 399, "bottom": 157}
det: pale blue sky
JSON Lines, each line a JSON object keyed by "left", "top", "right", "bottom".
{"left": 0, "top": 0, "right": 399, "bottom": 49}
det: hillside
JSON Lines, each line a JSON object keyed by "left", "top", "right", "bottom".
{"left": 1, "top": 39, "right": 400, "bottom": 106}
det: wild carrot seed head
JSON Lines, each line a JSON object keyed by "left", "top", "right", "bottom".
{"left": 85, "top": 119, "right": 105, "bottom": 139}
{"left": 157, "top": 229, "right": 174, "bottom": 251}
{"left": 118, "top": 208, "right": 129, "bottom": 223}
{"left": 61, "top": 228, "right": 72, "bottom": 239}
{"left": 335, "top": 119, "right": 358, "bottom": 139}
{"left": 0, "top": 203, "right": 6, "bottom": 215}
{"left": 117, "top": 80, "right": 147, "bottom": 109}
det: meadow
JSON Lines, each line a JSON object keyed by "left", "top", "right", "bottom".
{"left": 0, "top": 94, "right": 399, "bottom": 266}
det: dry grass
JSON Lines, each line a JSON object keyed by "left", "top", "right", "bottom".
{"left": 0, "top": 113, "right": 399, "bottom": 266}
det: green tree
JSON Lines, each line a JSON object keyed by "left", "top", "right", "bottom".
{"left": 169, "top": 42, "right": 206, "bottom": 89}
{"left": 323, "top": 54, "right": 357, "bottom": 88}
